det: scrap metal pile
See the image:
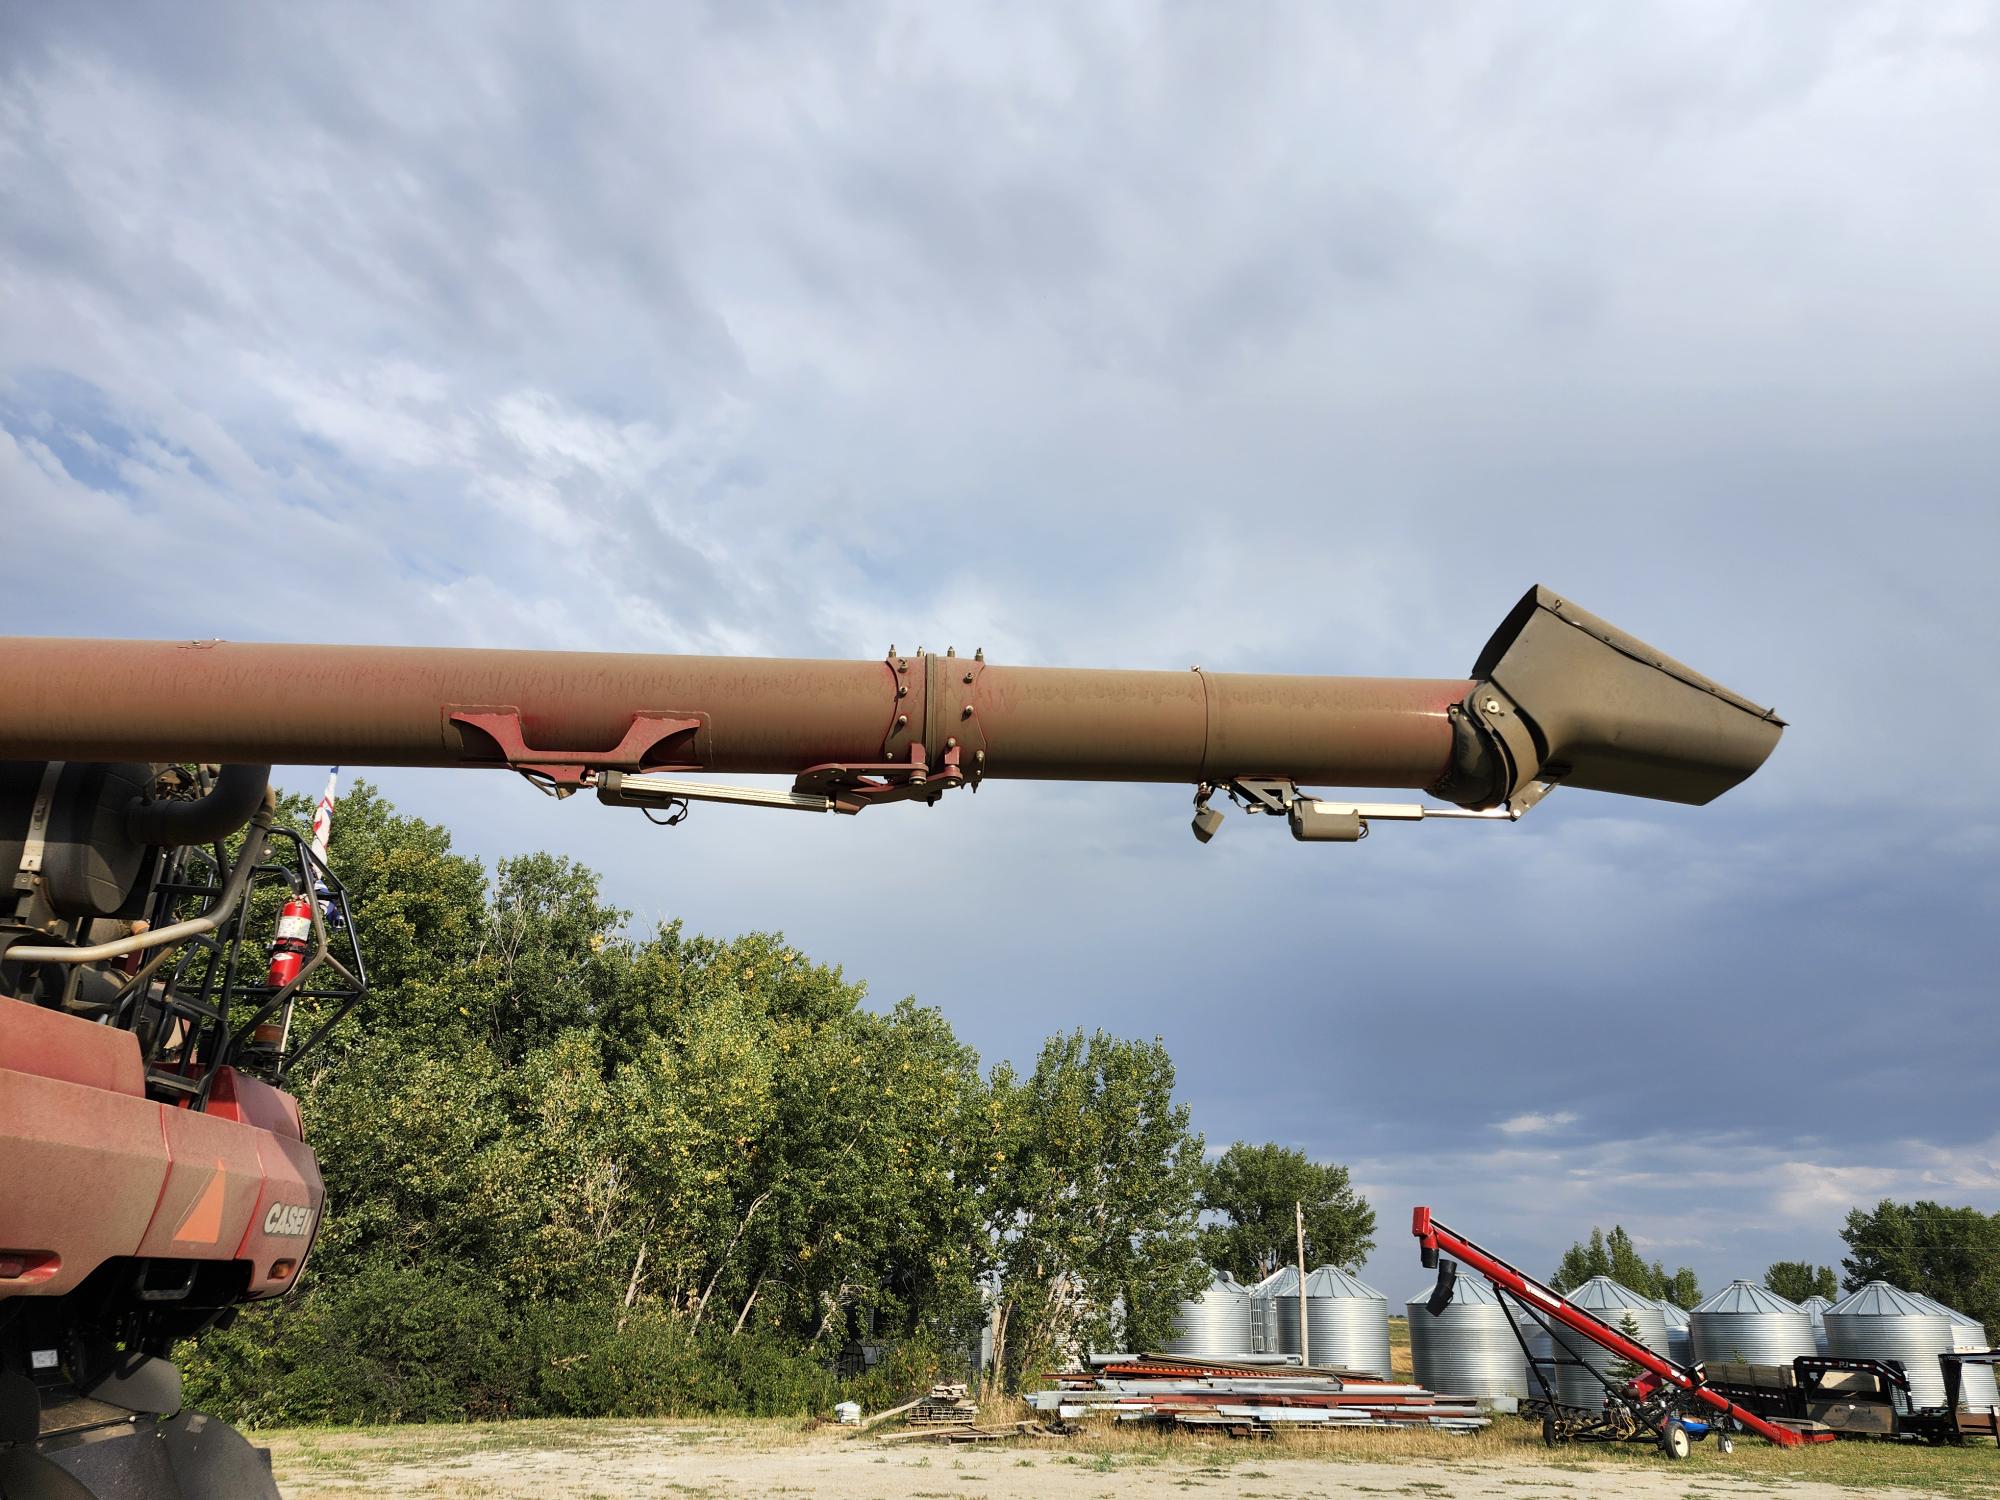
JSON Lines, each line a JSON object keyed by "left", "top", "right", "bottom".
{"left": 1026, "top": 1355, "right": 1490, "bottom": 1436}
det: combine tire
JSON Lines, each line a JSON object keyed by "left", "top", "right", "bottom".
{"left": 0, "top": 1411, "right": 279, "bottom": 1500}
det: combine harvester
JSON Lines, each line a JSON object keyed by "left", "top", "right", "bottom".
{"left": 0, "top": 587, "right": 1783, "bottom": 1498}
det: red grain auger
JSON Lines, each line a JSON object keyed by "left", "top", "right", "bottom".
{"left": 1412, "top": 1208, "right": 1837, "bottom": 1457}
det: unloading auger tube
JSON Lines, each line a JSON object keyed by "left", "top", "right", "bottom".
{"left": 0, "top": 586, "right": 1784, "bottom": 842}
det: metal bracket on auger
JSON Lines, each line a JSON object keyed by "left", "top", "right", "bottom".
{"left": 1189, "top": 776, "right": 1553, "bottom": 845}
{"left": 445, "top": 707, "right": 705, "bottom": 796}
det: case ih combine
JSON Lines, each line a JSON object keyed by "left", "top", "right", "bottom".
{"left": 0, "top": 587, "right": 1783, "bottom": 1497}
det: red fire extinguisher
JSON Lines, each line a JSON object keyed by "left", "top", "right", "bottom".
{"left": 265, "top": 891, "right": 313, "bottom": 989}
{"left": 254, "top": 889, "right": 314, "bottom": 1047}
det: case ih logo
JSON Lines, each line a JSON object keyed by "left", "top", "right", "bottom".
{"left": 263, "top": 1202, "right": 314, "bottom": 1238}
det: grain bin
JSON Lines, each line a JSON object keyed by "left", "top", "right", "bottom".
{"left": 1405, "top": 1273, "right": 1525, "bottom": 1399}
{"left": 1159, "top": 1269, "right": 1263, "bottom": 1358}
{"left": 1254, "top": 1265, "right": 1298, "bottom": 1349}
{"left": 1252, "top": 1266, "right": 1290, "bottom": 1301}
{"left": 1263, "top": 1265, "right": 1391, "bottom": 1376}
{"left": 1909, "top": 1294, "right": 1999, "bottom": 1410}
{"left": 1554, "top": 1277, "right": 1669, "bottom": 1410}
{"left": 1654, "top": 1298, "right": 1693, "bottom": 1368}
{"left": 1800, "top": 1294, "right": 1832, "bottom": 1356}
{"left": 1516, "top": 1312, "right": 1557, "bottom": 1399}
{"left": 1689, "top": 1281, "right": 1816, "bottom": 1367}
{"left": 1824, "top": 1282, "right": 1956, "bottom": 1409}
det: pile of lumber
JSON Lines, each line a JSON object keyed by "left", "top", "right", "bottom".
{"left": 862, "top": 1382, "right": 992, "bottom": 1443}
{"left": 876, "top": 1421, "right": 1043, "bottom": 1445}
{"left": 907, "top": 1382, "right": 979, "bottom": 1426}
{"left": 1025, "top": 1353, "right": 1489, "bottom": 1436}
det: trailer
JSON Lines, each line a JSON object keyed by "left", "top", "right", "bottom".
{"left": 1411, "top": 1209, "right": 1837, "bottom": 1458}
{"left": 1706, "top": 1352, "right": 2000, "bottom": 1446}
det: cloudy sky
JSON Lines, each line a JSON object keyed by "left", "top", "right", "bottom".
{"left": 5, "top": 1, "right": 1996, "bottom": 1298}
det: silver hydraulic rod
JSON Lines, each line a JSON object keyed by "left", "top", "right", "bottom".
{"left": 599, "top": 772, "right": 835, "bottom": 813}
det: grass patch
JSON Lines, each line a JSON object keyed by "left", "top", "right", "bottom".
{"left": 1388, "top": 1315, "right": 1413, "bottom": 1382}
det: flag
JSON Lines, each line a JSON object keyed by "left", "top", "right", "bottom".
{"left": 309, "top": 767, "right": 339, "bottom": 866}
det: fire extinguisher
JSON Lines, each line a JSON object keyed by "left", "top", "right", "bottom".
{"left": 255, "top": 887, "right": 314, "bottom": 1048}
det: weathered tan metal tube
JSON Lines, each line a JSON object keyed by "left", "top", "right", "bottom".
{"left": 0, "top": 637, "right": 1466, "bottom": 790}
{"left": 975, "top": 666, "right": 1466, "bottom": 784}
{"left": 0, "top": 590, "right": 1786, "bottom": 808}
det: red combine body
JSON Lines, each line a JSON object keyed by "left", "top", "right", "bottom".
{"left": 1, "top": 764, "right": 363, "bottom": 1499}
{"left": 0, "top": 1004, "right": 322, "bottom": 1303}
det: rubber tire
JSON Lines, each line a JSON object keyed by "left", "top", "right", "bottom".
{"left": 1717, "top": 1434, "right": 1734, "bottom": 1454}
{"left": 1542, "top": 1416, "right": 1560, "bottom": 1448}
{"left": 1660, "top": 1423, "right": 1691, "bottom": 1460}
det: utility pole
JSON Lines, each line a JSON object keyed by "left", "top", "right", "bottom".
{"left": 1295, "top": 1200, "right": 1310, "bottom": 1369}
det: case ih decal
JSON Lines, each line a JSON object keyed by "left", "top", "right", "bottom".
{"left": 263, "top": 1201, "right": 314, "bottom": 1238}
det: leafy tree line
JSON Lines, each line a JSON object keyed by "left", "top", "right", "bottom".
{"left": 1763, "top": 1260, "right": 1839, "bottom": 1305}
{"left": 1554, "top": 1207, "right": 1999, "bottom": 1332}
{"left": 1550, "top": 1226, "right": 1701, "bottom": 1308}
{"left": 1837, "top": 1200, "right": 2000, "bottom": 1331}
{"left": 183, "top": 783, "right": 1367, "bottom": 1424}
{"left": 1757, "top": 1204, "right": 1997, "bottom": 1328}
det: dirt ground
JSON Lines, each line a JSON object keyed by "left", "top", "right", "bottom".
{"left": 262, "top": 1418, "right": 2000, "bottom": 1500}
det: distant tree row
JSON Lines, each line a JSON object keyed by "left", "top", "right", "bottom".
{"left": 1551, "top": 1207, "right": 1998, "bottom": 1332}
{"left": 1837, "top": 1200, "right": 2000, "bottom": 1331}
{"left": 1763, "top": 1260, "right": 1839, "bottom": 1304}
{"left": 1758, "top": 1201, "right": 2000, "bottom": 1328}
{"left": 1550, "top": 1225, "right": 1701, "bottom": 1308}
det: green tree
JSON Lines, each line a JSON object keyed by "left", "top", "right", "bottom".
{"left": 1553, "top": 1228, "right": 1611, "bottom": 1293}
{"left": 1551, "top": 1226, "right": 1698, "bottom": 1306}
{"left": 1606, "top": 1312, "right": 1647, "bottom": 1387}
{"left": 313, "top": 778, "right": 489, "bottom": 1040}
{"left": 982, "top": 1031, "right": 1208, "bottom": 1389}
{"left": 181, "top": 784, "right": 1259, "bottom": 1424}
{"left": 1841, "top": 1200, "right": 2000, "bottom": 1331}
{"left": 473, "top": 853, "right": 628, "bottom": 1060}
{"left": 1197, "top": 1142, "right": 1375, "bottom": 1282}
{"left": 1764, "top": 1261, "right": 1839, "bottom": 1304}
{"left": 609, "top": 926, "right": 985, "bottom": 1349}
{"left": 183, "top": 785, "right": 994, "bottom": 1423}
{"left": 1656, "top": 1265, "right": 1701, "bottom": 1309}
